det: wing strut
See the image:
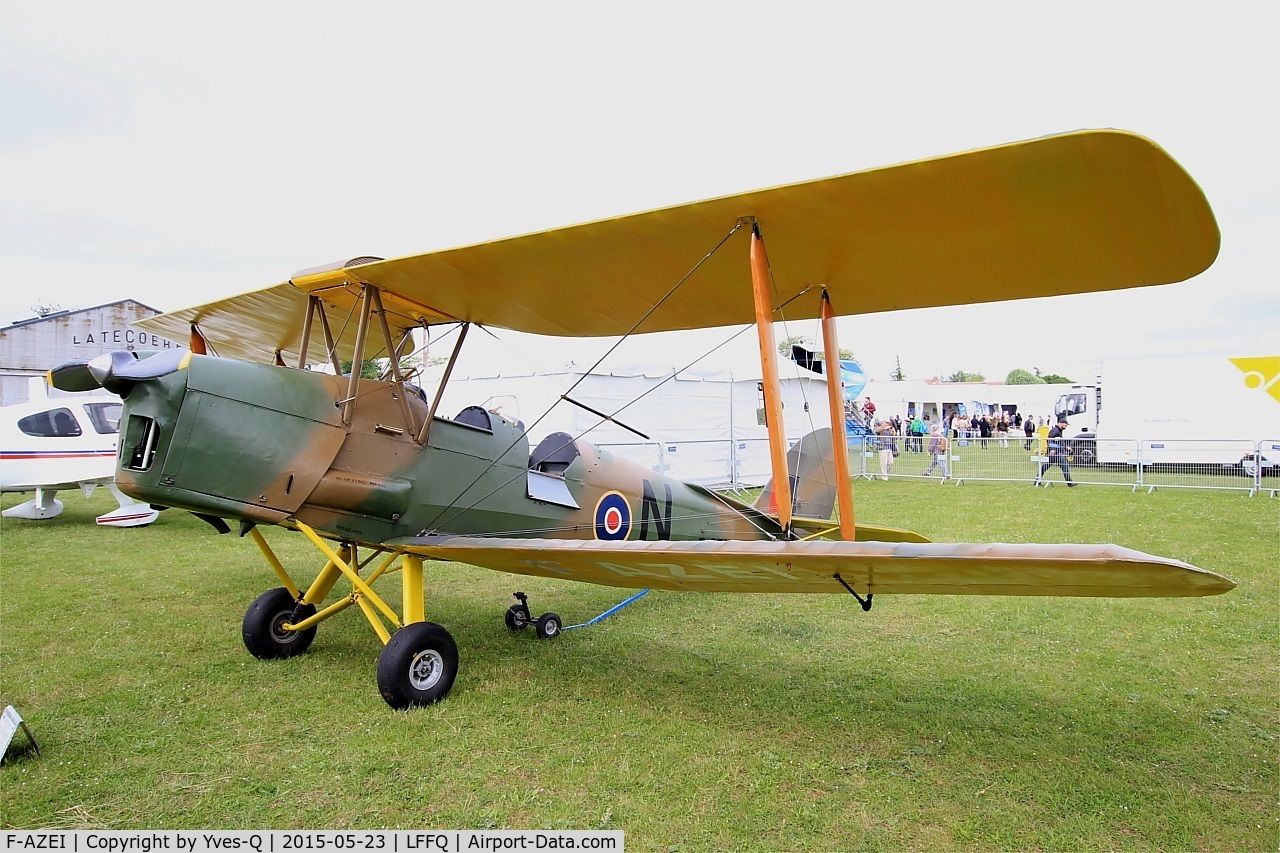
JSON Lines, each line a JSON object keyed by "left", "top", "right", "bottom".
{"left": 820, "top": 290, "right": 856, "bottom": 540}
{"left": 296, "top": 294, "right": 344, "bottom": 374}
{"left": 369, "top": 288, "right": 420, "bottom": 440}
{"left": 417, "top": 322, "right": 470, "bottom": 445}
{"left": 749, "top": 221, "right": 793, "bottom": 535}
{"left": 341, "top": 286, "right": 376, "bottom": 426}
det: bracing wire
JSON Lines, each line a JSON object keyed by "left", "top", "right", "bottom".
{"left": 421, "top": 277, "right": 829, "bottom": 540}
{"left": 416, "top": 219, "right": 749, "bottom": 534}
{"left": 755, "top": 231, "right": 841, "bottom": 497}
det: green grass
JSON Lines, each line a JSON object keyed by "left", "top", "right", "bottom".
{"left": 2, "top": 485, "right": 1277, "bottom": 850}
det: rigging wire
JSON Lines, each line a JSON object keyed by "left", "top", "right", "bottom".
{"left": 419, "top": 267, "right": 830, "bottom": 539}
{"left": 420, "top": 319, "right": 767, "bottom": 537}
{"left": 760, "top": 232, "right": 823, "bottom": 445}
{"left": 557, "top": 219, "right": 750, "bottom": 402}
{"left": 414, "top": 507, "right": 767, "bottom": 540}
{"left": 756, "top": 232, "right": 843, "bottom": 497}
{"left": 374, "top": 219, "right": 840, "bottom": 541}
{"left": 416, "top": 219, "right": 750, "bottom": 534}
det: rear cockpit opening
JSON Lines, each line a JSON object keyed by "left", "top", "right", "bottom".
{"left": 530, "top": 431, "right": 580, "bottom": 475}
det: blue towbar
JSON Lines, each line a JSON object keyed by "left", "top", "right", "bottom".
{"left": 563, "top": 589, "right": 651, "bottom": 631}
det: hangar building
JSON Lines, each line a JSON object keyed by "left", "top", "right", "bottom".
{"left": 0, "top": 300, "right": 182, "bottom": 406}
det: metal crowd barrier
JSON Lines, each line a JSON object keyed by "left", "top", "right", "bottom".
{"left": 1133, "top": 439, "right": 1261, "bottom": 495}
{"left": 1258, "top": 438, "right": 1280, "bottom": 498}
{"left": 598, "top": 437, "right": 800, "bottom": 490}
{"left": 598, "top": 435, "right": 1278, "bottom": 497}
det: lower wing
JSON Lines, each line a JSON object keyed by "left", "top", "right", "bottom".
{"left": 396, "top": 538, "right": 1234, "bottom": 598}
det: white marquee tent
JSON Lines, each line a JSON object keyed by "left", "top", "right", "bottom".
{"left": 860, "top": 378, "right": 1079, "bottom": 427}
{"left": 423, "top": 360, "right": 833, "bottom": 487}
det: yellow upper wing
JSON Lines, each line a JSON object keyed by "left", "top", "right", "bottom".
{"left": 135, "top": 129, "right": 1218, "bottom": 363}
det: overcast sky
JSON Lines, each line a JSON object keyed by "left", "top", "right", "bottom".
{"left": 2, "top": 2, "right": 1275, "bottom": 384}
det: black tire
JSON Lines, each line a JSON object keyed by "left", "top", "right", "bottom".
{"left": 504, "top": 604, "right": 530, "bottom": 631}
{"left": 534, "top": 612, "right": 562, "bottom": 640}
{"left": 377, "top": 622, "right": 459, "bottom": 709}
{"left": 242, "top": 587, "right": 317, "bottom": 659}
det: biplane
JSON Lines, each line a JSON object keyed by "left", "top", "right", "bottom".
{"left": 50, "top": 129, "right": 1234, "bottom": 708}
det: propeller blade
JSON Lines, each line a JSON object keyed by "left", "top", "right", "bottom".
{"left": 114, "top": 348, "right": 189, "bottom": 381}
{"left": 48, "top": 360, "right": 103, "bottom": 392}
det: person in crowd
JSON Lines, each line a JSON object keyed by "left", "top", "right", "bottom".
{"left": 1035, "top": 416, "right": 1078, "bottom": 487}
{"left": 909, "top": 413, "right": 925, "bottom": 452}
{"left": 1023, "top": 414, "right": 1037, "bottom": 450}
{"left": 861, "top": 397, "right": 876, "bottom": 424}
{"left": 874, "top": 418, "right": 898, "bottom": 480}
{"left": 922, "top": 424, "right": 949, "bottom": 479}
{"left": 977, "top": 414, "right": 993, "bottom": 447}
{"left": 996, "top": 413, "right": 1010, "bottom": 448}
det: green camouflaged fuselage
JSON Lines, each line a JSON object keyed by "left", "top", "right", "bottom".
{"left": 114, "top": 355, "right": 779, "bottom": 547}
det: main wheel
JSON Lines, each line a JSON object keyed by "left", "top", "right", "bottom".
{"left": 534, "top": 612, "right": 562, "bottom": 640}
{"left": 242, "top": 587, "right": 317, "bottom": 659}
{"left": 504, "top": 604, "right": 530, "bottom": 631}
{"left": 377, "top": 622, "right": 459, "bottom": 709}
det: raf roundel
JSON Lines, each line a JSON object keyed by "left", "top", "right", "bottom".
{"left": 593, "top": 491, "right": 632, "bottom": 541}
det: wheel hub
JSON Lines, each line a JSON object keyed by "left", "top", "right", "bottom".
{"left": 409, "top": 648, "right": 444, "bottom": 690}
{"left": 270, "top": 613, "right": 297, "bottom": 644}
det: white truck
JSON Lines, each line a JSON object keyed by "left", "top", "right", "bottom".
{"left": 1053, "top": 354, "right": 1280, "bottom": 475}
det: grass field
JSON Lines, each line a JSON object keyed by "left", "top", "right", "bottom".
{"left": 1, "top": 484, "right": 1276, "bottom": 850}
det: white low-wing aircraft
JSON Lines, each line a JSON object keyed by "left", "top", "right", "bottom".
{"left": 0, "top": 378, "right": 159, "bottom": 527}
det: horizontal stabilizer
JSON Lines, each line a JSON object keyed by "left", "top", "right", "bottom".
{"left": 398, "top": 537, "right": 1235, "bottom": 598}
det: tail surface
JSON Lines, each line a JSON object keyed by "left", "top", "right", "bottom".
{"left": 754, "top": 428, "right": 840, "bottom": 519}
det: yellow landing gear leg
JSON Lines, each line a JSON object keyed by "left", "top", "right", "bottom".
{"left": 241, "top": 527, "right": 322, "bottom": 660}
{"left": 241, "top": 523, "right": 458, "bottom": 708}
{"left": 402, "top": 554, "right": 425, "bottom": 625}
{"left": 377, "top": 552, "right": 457, "bottom": 709}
